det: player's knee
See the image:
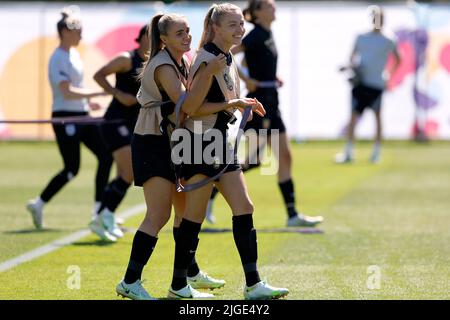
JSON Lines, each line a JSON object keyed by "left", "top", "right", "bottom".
{"left": 64, "top": 167, "right": 79, "bottom": 180}
{"left": 98, "top": 154, "right": 113, "bottom": 167}
{"left": 144, "top": 208, "right": 170, "bottom": 231}
{"left": 120, "top": 171, "right": 134, "bottom": 184}
{"left": 173, "top": 213, "right": 182, "bottom": 227}
{"left": 157, "top": 213, "right": 171, "bottom": 230}
{"left": 242, "top": 200, "right": 254, "bottom": 214}
{"left": 284, "top": 151, "right": 293, "bottom": 166}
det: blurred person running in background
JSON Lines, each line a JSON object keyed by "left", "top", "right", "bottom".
{"left": 26, "top": 7, "right": 112, "bottom": 229}
{"left": 205, "top": 0, "right": 323, "bottom": 228}
{"left": 89, "top": 25, "right": 148, "bottom": 242}
{"left": 335, "top": 6, "right": 401, "bottom": 164}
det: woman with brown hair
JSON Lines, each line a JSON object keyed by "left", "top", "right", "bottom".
{"left": 115, "top": 12, "right": 231, "bottom": 300}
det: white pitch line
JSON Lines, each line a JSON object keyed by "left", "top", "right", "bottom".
{"left": 0, "top": 203, "right": 146, "bottom": 273}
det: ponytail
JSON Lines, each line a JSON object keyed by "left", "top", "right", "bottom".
{"left": 137, "top": 14, "right": 165, "bottom": 81}
{"left": 242, "top": 8, "right": 252, "bottom": 23}
{"left": 57, "top": 6, "right": 82, "bottom": 38}
{"left": 137, "top": 13, "right": 186, "bottom": 81}
{"left": 149, "top": 14, "right": 165, "bottom": 60}
{"left": 243, "top": 0, "right": 263, "bottom": 24}
{"left": 198, "top": 5, "right": 217, "bottom": 49}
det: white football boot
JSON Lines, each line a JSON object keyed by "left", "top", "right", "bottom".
{"left": 26, "top": 197, "right": 44, "bottom": 229}
{"left": 88, "top": 215, "right": 117, "bottom": 242}
{"left": 168, "top": 284, "right": 214, "bottom": 299}
{"left": 116, "top": 279, "right": 156, "bottom": 300}
{"left": 187, "top": 271, "right": 226, "bottom": 290}
{"left": 100, "top": 208, "right": 124, "bottom": 238}
{"left": 244, "top": 281, "right": 289, "bottom": 300}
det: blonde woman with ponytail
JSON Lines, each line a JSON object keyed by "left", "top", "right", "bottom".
{"left": 168, "top": 3, "right": 289, "bottom": 300}
{"left": 116, "top": 13, "right": 227, "bottom": 300}
{"left": 206, "top": 0, "right": 324, "bottom": 228}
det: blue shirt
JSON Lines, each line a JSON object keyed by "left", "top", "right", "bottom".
{"left": 354, "top": 31, "right": 398, "bottom": 90}
{"left": 48, "top": 47, "right": 87, "bottom": 112}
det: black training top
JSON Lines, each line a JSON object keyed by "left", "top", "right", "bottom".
{"left": 242, "top": 24, "right": 277, "bottom": 81}
{"left": 198, "top": 42, "right": 236, "bottom": 130}
{"left": 105, "top": 49, "right": 144, "bottom": 121}
{"left": 203, "top": 42, "right": 231, "bottom": 103}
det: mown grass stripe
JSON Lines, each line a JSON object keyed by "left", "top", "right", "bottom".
{"left": 0, "top": 203, "right": 146, "bottom": 272}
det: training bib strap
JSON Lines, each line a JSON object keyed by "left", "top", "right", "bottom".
{"left": 175, "top": 107, "right": 252, "bottom": 193}
{"left": 0, "top": 116, "right": 124, "bottom": 125}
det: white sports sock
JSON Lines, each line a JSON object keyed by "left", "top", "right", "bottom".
{"left": 344, "top": 142, "right": 354, "bottom": 158}
{"left": 205, "top": 200, "right": 213, "bottom": 217}
{"left": 372, "top": 142, "right": 381, "bottom": 156}
{"left": 34, "top": 197, "right": 45, "bottom": 209}
{"left": 205, "top": 200, "right": 216, "bottom": 223}
{"left": 92, "top": 201, "right": 101, "bottom": 219}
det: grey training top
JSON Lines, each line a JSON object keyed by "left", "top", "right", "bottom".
{"left": 354, "top": 31, "right": 398, "bottom": 90}
{"left": 48, "top": 47, "right": 87, "bottom": 112}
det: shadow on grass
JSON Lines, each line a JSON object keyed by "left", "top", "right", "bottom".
{"left": 71, "top": 239, "right": 118, "bottom": 247}
{"left": 200, "top": 227, "right": 324, "bottom": 234}
{"left": 123, "top": 227, "right": 324, "bottom": 235}
{"left": 3, "top": 228, "right": 63, "bottom": 234}
{"left": 144, "top": 297, "right": 225, "bottom": 301}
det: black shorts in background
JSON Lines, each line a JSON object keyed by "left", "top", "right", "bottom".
{"left": 100, "top": 120, "right": 134, "bottom": 153}
{"left": 245, "top": 88, "right": 286, "bottom": 133}
{"left": 351, "top": 84, "right": 383, "bottom": 114}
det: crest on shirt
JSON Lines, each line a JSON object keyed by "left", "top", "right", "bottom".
{"left": 223, "top": 72, "right": 234, "bottom": 91}
{"left": 117, "top": 125, "right": 130, "bottom": 137}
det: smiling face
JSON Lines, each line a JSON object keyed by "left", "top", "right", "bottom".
{"left": 213, "top": 10, "right": 245, "bottom": 47}
{"left": 161, "top": 19, "right": 192, "bottom": 54}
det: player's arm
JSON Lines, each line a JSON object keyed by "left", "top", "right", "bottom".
{"left": 192, "top": 98, "right": 265, "bottom": 117}
{"left": 155, "top": 64, "right": 185, "bottom": 105}
{"left": 94, "top": 53, "right": 138, "bottom": 107}
{"left": 181, "top": 55, "right": 227, "bottom": 116}
{"left": 157, "top": 63, "right": 227, "bottom": 117}
{"left": 340, "top": 41, "right": 359, "bottom": 72}
{"left": 59, "top": 81, "right": 108, "bottom": 100}
{"left": 155, "top": 61, "right": 225, "bottom": 113}
{"left": 389, "top": 44, "right": 402, "bottom": 78}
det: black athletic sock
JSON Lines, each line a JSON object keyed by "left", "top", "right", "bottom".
{"left": 172, "top": 227, "right": 179, "bottom": 241}
{"left": 95, "top": 154, "right": 113, "bottom": 203}
{"left": 124, "top": 231, "right": 158, "bottom": 284}
{"left": 171, "top": 219, "right": 202, "bottom": 290}
{"left": 173, "top": 227, "right": 201, "bottom": 277}
{"left": 232, "top": 214, "right": 261, "bottom": 287}
{"left": 40, "top": 170, "right": 73, "bottom": 202}
{"left": 98, "top": 177, "right": 130, "bottom": 214}
{"left": 187, "top": 238, "right": 200, "bottom": 277}
{"left": 278, "top": 179, "right": 298, "bottom": 218}
{"left": 210, "top": 186, "right": 219, "bottom": 201}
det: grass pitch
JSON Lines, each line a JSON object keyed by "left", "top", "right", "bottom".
{"left": 0, "top": 140, "right": 449, "bottom": 299}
